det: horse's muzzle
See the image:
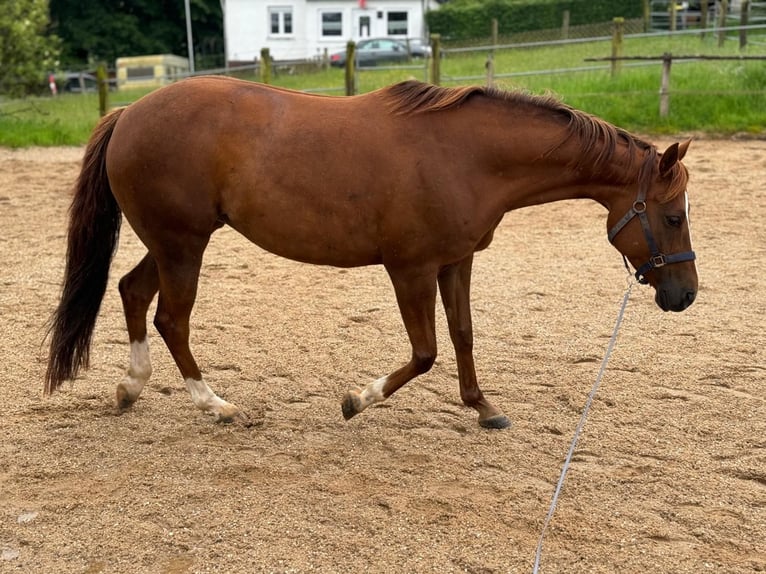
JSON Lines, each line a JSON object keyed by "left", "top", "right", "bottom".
{"left": 656, "top": 286, "right": 697, "bottom": 312}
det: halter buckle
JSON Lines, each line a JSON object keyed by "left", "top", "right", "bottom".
{"left": 650, "top": 254, "right": 667, "bottom": 268}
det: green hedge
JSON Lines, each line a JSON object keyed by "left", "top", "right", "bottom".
{"left": 427, "top": 0, "right": 643, "bottom": 41}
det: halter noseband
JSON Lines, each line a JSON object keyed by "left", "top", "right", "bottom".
{"left": 607, "top": 182, "right": 696, "bottom": 285}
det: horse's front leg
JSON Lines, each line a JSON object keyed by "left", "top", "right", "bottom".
{"left": 341, "top": 267, "right": 438, "bottom": 420}
{"left": 438, "top": 255, "right": 511, "bottom": 429}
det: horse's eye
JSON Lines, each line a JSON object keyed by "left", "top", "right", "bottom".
{"left": 665, "top": 215, "right": 683, "bottom": 228}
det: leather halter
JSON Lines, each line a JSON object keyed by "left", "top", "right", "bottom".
{"left": 607, "top": 181, "right": 696, "bottom": 285}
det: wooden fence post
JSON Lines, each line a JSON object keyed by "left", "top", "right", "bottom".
{"left": 670, "top": 2, "right": 678, "bottom": 32}
{"left": 701, "top": 0, "right": 709, "bottom": 39}
{"left": 642, "top": 0, "right": 650, "bottom": 33}
{"left": 561, "top": 10, "right": 570, "bottom": 39}
{"left": 260, "top": 48, "right": 271, "bottom": 84}
{"left": 344, "top": 41, "right": 356, "bottom": 96}
{"left": 740, "top": 0, "right": 750, "bottom": 49}
{"left": 611, "top": 17, "right": 624, "bottom": 78}
{"left": 96, "top": 63, "right": 108, "bottom": 117}
{"left": 487, "top": 19, "right": 498, "bottom": 87}
{"left": 430, "top": 34, "right": 441, "bottom": 86}
{"left": 486, "top": 54, "right": 495, "bottom": 88}
{"left": 659, "top": 53, "right": 672, "bottom": 118}
{"left": 718, "top": 0, "right": 729, "bottom": 47}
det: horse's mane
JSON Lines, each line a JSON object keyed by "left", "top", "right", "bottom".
{"left": 383, "top": 81, "right": 687, "bottom": 203}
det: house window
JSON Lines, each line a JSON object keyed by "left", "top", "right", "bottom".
{"left": 321, "top": 12, "right": 343, "bottom": 37}
{"left": 269, "top": 6, "right": 293, "bottom": 36}
{"left": 387, "top": 11, "right": 408, "bottom": 36}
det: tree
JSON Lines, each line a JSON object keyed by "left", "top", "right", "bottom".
{"left": 0, "top": 0, "right": 60, "bottom": 96}
{"left": 49, "top": 0, "right": 223, "bottom": 69}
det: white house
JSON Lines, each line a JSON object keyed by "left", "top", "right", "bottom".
{"left": 224, "top": 0, "right": 442, "bottom": 63}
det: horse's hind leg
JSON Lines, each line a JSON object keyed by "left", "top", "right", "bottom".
{"left": 116, "top": 253, "right": 159, "bottom": 409}
{"left": 438, "top": 255, "right": 510, "bottom": 429}
{"left": 152, "top": 239, "right": 246, "bottom": 423}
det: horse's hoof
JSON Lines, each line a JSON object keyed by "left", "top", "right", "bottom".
{"left": 341, "top": 391, "right": 363, "bottom": 421}
{"left": 214, "top": 404, "right": 248, "bottom": 425}
{"left": 479, "top": 414, "right": 512, "bottom": 430}
{"left": 115, "top": 384, "right": 137, "bottom": 410}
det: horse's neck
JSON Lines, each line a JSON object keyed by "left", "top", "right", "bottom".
{"left": 494, "top": 126, "right": 641, "bottom": 211}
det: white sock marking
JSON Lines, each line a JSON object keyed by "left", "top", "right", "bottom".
{"left": 184, "top": 378, "right": 232, "bottom": 413}
{"left": 121, "top": 338, "right": 152, "bottom": 400}
{"left": 128, "top": 338, "right": 152, "bottom": 380}
{"left": 358, "top": 376, "right": 388, "bottom": 409}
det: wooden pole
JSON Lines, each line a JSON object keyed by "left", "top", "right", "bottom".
{"left": 643, "top": 0, "right": 650, "bottom": 33}
{"left": 701, "top": 0, "right": 709, "bottom": 39}
{"left": 486, "top": 54, "right": 494, "bottom": 88}
{"left": 260, "top": 48, "right": 271, "bottom": 84}
{"left": 670, "top": 1, "right": 678, "bottom": 32}
{"left": 184, "top": 0, "right": 195, "bottom": 73}
{"left": 718, "top": 0, "right": 729, "bottom": 48}
{"left": 561, "top": 10, "right": 570, "bottom": 39}
{"left": 344, "top": 41, "right": 356, "bottom": 95}
{"left": 611, "top": 17, "right": 624, "bottom": 78}
{"left": 430, "top": 34, "right": 441, "bottom": 86}
{"left": 659, "top": 52, "right": 672, "bottom": 118}
{"left": 740, "top": 0, "right": 749, "bottom": 49}
{"left": 96, "top": 64, "right": 108, "bottom": 117}
{"left": 487, "top": 19, "right": 497, "bottom": 87}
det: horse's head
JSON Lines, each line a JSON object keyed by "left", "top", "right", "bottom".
{"left": 607, "top": 140, "right": 698, "bottom": 312}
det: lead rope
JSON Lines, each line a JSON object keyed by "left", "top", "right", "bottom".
{"left": 532, "top": 275, "right": 635, "bottom": 574}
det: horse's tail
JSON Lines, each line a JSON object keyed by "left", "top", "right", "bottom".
{"left": 45, "top": 107, "right": 126, "bottom": 394}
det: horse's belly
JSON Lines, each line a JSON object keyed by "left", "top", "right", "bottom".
{"left": 227, "top": 217, "right": 383, "bottom": 268}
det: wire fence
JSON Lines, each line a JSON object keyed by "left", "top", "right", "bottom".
{"left": 7, "top": 20, "right": 764, "bottom": 123}
{"left": 437, "top": 23, "right": 766, "bottom": 85}
{"left": 291, "top": 21, "right": 766, "bottom": 96}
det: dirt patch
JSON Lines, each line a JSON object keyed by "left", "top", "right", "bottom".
{"left": 0, "top": 140, "right": 764, "bottom": 573}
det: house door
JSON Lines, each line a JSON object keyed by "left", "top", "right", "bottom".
{"left": 357, "top": 14, "right": 372, "bottom": 38}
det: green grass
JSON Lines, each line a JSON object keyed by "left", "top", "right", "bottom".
{"left": 1, "top": 31, "right": 763, "bottom": 147}
{"left": 437, "top": 31, "right": 766, "bottom": 134}
{"left": 0, "top": 95, "right": 100, "bottom": 147}
{"left": 0, "top": 87, "right": 153, "bottom": 147}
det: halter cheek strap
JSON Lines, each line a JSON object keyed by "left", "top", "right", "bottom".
{"left": 607, "top": 184, "right": 696, "bottom": 285}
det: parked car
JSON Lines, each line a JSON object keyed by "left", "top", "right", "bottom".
{"left": 61, "top": 72, "right": 98, "bottom": 93}
{"left": 59, "top": 72, "right": 117, "bottom": 93}
{"left": 330, "top": 38, "right": 416, "bottom": 68}
{"left": 406, "top": 38, "right": 432, "bottom": 59}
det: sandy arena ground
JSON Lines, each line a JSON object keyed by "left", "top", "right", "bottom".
{"left": 0, "top": 139, "right": 764, "bottom": 573}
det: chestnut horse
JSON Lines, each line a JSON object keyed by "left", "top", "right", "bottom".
{"left": 46, "top": 78, "right": 697, "bottom": 428}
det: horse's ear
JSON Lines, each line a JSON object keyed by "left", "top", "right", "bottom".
{"left": 677, "top": 138, "right": 691, "bottom": 161}
{"left": 660, "top": 142, "right": 680, "bottom": 176}
{"left": 659, "top": 139, "right": 691, "bottom": 176}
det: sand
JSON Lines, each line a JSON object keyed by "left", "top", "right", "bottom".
{"left": 0, "top": 139, "right": 764, "bottom": 573}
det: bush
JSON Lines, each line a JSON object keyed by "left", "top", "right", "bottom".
{"left": 0, "top": 0, "right": 61, "bottom": 97}
{"left": 427, "top": 0, "right": 642, "bottom": 41}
